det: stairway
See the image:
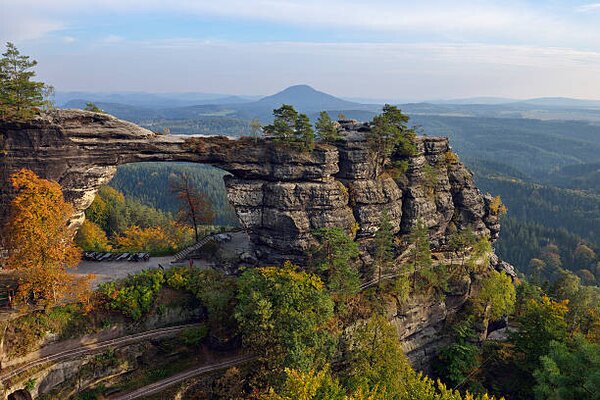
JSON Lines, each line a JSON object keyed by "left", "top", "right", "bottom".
{"left": 172, "top": 234, "right": 216, "bottom": 263}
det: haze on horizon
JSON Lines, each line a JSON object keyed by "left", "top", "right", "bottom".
{"left": 1, "top": 0, "right": 600, "bottom": 102}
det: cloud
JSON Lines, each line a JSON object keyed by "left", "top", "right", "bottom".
{"left": 1, "top": 0, "right": 599, "bottom": 49}
{"left": 100, "top": 35, "right": 124, "bottom": 44}
{"left": 0, "top": 14, "right": 64, "bottom": 42}
{"left": 34, "top": 38, "right": 600, "bottom": 99}
{"left": 577, "top": 3, "right": 600, "bottom": 12}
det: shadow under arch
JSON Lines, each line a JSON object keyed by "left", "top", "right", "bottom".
{"left": 7, "top": 389, "right": 33, "bottom": 400}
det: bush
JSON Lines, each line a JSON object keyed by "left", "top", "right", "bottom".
{"left": 180, "top": 325, "right": 209, "bottom": 346}
{"left": 165, "top": 266, "right": 237, "bottom": 333}
{"left": 98, "top": 269, "right": 165, "bottom": 320}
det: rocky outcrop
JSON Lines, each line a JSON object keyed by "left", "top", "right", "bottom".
{"left": 0, "top": 110, "right": 500, "bottom": 259}
{"left": 0, "top": 109, "right": 509, "bottom": 371}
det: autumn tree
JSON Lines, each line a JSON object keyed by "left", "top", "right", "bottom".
{"left": 75, "top": 220, "right": 111, "bottom": 252}
{"left": 315, "top": 111, "right": 341, "bottom": 142}
{"left": 113, "top": 222, "right": 192, "bottom": 256}
{"left": 3, "top": 169, "right": 87, "bottom": 306}
{"left": 0, "top": 42, "right": 53, "bottom": 120}
{"left": 574, "top": 243, "right": 596, "bottom": 270}
{"left": 170, "top": 172, "right": 215, "bottom": 242}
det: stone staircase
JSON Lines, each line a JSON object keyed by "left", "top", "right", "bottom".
{"left": 172, "top": 234, "right": 216, "bottom": 263}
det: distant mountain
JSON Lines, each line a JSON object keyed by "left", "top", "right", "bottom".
{"left": 429, "top": 97, "right": 519, "bottom": 105}
{"left": 514, "top": 97, "right": 600, "bottom": 108}
{"left": 251, "top": 84, "right": 372, "bottom": 112}
{"left": 55, "top": 91, "right": 258, "bottom": 109}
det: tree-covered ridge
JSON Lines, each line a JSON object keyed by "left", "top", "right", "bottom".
{"left": 109, "top": 162, "right": 238, "bottom": 226}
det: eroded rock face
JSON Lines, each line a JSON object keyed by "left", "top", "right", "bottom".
{"left": 0, "top": 109, "right": 507, "bottom": 369}
{"left": 0, "top": 109, "right": 500, "bottom": 258}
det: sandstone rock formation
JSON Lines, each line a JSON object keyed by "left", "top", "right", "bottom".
{"left": 1, "top": 110, "right": 500, "bottom": 260}
{"left": 0, "top": 110, "right": 506, "bottom": 366}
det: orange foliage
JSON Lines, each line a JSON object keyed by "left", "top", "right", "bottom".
{"left": 4, "top": 169, "right": 92, "bottom": 306}
{"left": 75, "top": 220, "right": 111, "bottom": 252}
{"left": 113, "top": 222, "right": 193, "bottom": 255}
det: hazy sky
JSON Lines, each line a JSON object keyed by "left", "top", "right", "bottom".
{"left": 1, "top": 0, "right": 600, "bottom": 100}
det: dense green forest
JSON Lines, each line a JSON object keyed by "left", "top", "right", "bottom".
{"left": 109, "top": 162, "right": 238, "bottom": 226}
{"left": 106, "top": 115, "right": 600, "bottom": 285}
{"left": 139, "top": 117, "right": 253, "bottom": 136}
{"left": 79, "top": 94, "right": 600, "bottom": 286}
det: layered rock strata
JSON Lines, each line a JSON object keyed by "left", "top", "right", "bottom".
{"left": 0, "top": 109, "right": 508, "bottom": 368}
{"left": 0, "top": 110, "right": 499, "bottom": 257}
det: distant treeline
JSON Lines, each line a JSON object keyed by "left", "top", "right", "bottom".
{"left": 109, "top": 162, "right": 238, "bottom": 226}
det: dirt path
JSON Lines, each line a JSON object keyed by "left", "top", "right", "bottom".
{"left": 0, "top": 324, "right": 201, "bottom": 383}
{"left": 108, "top": 355, "right": 255, "bottom": 400}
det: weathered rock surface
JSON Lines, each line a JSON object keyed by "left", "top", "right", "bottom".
{"left": 0, "top": 110, "right": 507, "bottom": 369}
{"left": 0, "top": 109, "right": 500, "bottom": 257}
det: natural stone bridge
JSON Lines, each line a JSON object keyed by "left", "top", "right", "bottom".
{"left": 0, "top": 109, "right": 500, "bottom": 259}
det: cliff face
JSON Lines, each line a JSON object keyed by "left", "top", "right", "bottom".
{"left": 0, "top": 110, "right": 506, "bottom": 366}
{"left": 0, "top": 110, "right": 499, "bottom": 257}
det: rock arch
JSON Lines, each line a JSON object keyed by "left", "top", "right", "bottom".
{"left": 7, "top": 390, "right": 32, "bottom": 400}
{"left": 0, "top": 110, "right": 500, "bottom": 259}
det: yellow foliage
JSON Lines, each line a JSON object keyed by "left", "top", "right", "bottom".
{"left": 113, "top": 221, "right": 192, "bottom": 255}
{"left": 4, "top": 169, "right": 92, "bottom": 306}
{"left": 75, "top": 220, "right": 111, "bottom": 252}
{"left": 445, "top": 150, "right": 460, "bottom": 164}
{"left": 489, "top": 195, "right": 507, "bottom": 216}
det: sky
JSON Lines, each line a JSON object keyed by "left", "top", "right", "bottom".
{"left": 1, "top": 0, "right": 600, "bottom": 101}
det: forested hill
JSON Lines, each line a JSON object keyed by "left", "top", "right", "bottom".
{"left": 68, "top": 86, "right": 600, "bottom": 285}
{"left": 109, "top": 163, "right": 239, "bottom": 226}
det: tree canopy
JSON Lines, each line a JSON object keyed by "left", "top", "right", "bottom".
{"left": 4, "top": 169, "right": 89, "bottom": 306}
{"left": 368, "top": 104, "right": 416, "bottom": 168}
{"left": 315, "top": 111, "right": 341, "bottom": 143}
{"left": 234, "top": 263, "right": 335, "bottom": 375}
{"left": 263, "top": 104, "right": 315, "bottom": 151}
{"left": 0, "top": 42, "right": 53, "bottom": 120}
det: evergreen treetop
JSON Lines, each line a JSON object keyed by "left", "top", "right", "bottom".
{"left": 0, "top": 42, "right": 53, "bottom": 120}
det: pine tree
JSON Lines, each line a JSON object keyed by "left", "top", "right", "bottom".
{"left": 373, "top": 210, "right": 395, "bottom": 287}
{"left": 263, "top": 104, "right": 315, "bottom": 152}
{"left": 367, "top": 104, "right": 416, "bottom": 170}
{"left": 0, "top": 42, "right": 53, "bottom": 120}
{"left": 263, "top": 104, "right": 298, "bottom": 142}
{"left": 296, "top": 113, "right": 315, "bottom": 151}
{"left": 315, "top": 111, "right": 340, "bottom": 142}
{"left": 407, "top": 220, "right": 434, "bottom": 291}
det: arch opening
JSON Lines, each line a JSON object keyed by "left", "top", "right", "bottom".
{"left": 7, "top": 390, "right": 33, "bottom": 400}
{"left": 74, "top": 160, "right": 258, "bottom": 272}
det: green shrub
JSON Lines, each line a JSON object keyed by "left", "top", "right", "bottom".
{"left": 98, "top": 269, "right": 165, "bottom": 320}
{"left": 180, "top": 325, "right": 209, "bottom": 346}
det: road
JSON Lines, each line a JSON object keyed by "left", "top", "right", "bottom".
{"left": 109, "top": 355, "right": 256, "bottom": 400}
{"left": 0, "top": 324, "right": 201, "bottom": 383}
